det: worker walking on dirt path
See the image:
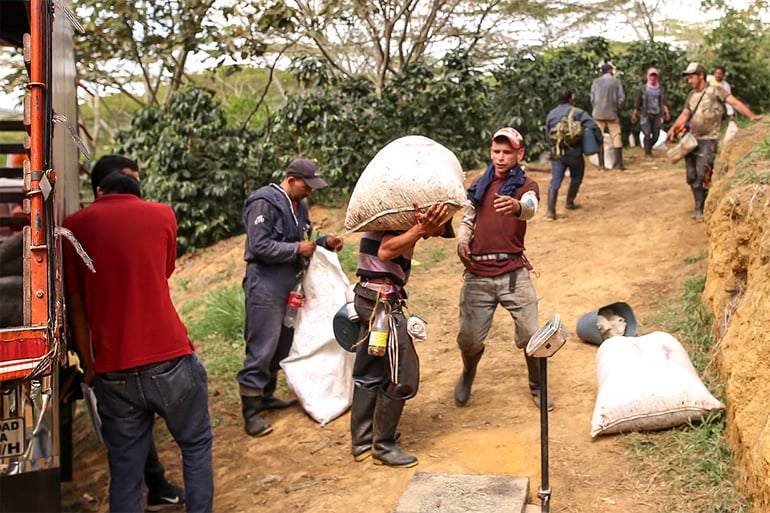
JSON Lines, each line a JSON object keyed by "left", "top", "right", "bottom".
{"left": 238, "top": 158, "right": 343, "bottom": 437}
{"left": 667, "top": 62, "right": 763, "bottom": 221}
{"left": 544, "top": 87, "right": 601, "bottom": 220}
{"left": 630, "top": 67, "right": 671, "bottom": 160}
{"left": 591, "top": 63, "right": 626, "bottom": 170}
{"left": 64, "top": 164, "right": 214, "bottom": 513}
{"left": 350, "top": 202, "right": 451, "bottom": 468}
{"left": 454, "top": 128, "right": 553, "bottom": 411}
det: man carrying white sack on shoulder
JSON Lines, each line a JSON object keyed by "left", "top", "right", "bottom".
{"left": 350, "top": 202, "right": 453, "bottom": 468}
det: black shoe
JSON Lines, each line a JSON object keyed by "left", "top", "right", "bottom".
{"left": 261, "top": 396, "right": 298, "bottom": 410}
{"left": 531, "top": 390, "right": 555, "bottom": 411}
{"left": 454, "top": 349, "right": 484, "bottom": 406}
{"left": 242, "top": 395, "right": 273, "bottom": 437}
{"left": 372, "top": 393, "right": 418, "bottom": 468}
{"left": 146, "top": 483, "right": 185, "bottom": 511}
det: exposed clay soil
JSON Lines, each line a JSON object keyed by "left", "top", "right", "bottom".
{"left": 62, "top": 145, "right": 715, "bottom": 513}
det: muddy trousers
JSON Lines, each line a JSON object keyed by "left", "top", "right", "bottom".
{"left": 456, "top": 268, "right": 540, "bottom": 403}
{"left": 549, "top": 155, "right": 584, "bottom": 216}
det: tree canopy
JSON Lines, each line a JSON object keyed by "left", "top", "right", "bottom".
{"left": 67, "top": 0, "right": 770, "bottom": 254}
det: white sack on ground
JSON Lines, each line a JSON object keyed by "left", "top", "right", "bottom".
{"left": 590, "top": 331, "right": 724, "bottom": 437}
{"left": 723, "top": 120, "right": 739, "bottom": 144}
{"left": 344, "top": 135, "right": 468, "bottom": 233}
{"left": 281, "top": 247, "right": 356, "bottom": 426}
{"left": 639, "top": 131, "right": 669, "bottom": 151}
{"left": 588, "top": 134, "right": 615, "bottom": 169}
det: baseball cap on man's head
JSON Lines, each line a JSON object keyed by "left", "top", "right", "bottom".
{"left": 492, "top": 127, "right": 524, "bottom": 150}
{"left": 600, "top": 63, "right": 614, "bottom": 73}
{"left": 286, "top": 158, "right": 328, "bottom": 189}
{"left": 647, "top": 67, "right": 659, "bottom": 76}
{"left": 682, "top": 62, "right": 707, "bottom": 76}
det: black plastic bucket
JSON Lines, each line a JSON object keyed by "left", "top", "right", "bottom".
{"left": 576, "top": 301, "right": 637, "bottom": 345}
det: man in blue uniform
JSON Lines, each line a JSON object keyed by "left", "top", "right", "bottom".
{"left": 238, "top": 158, "right": 343, "bottom": 437}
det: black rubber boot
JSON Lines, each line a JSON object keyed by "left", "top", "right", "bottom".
{"left": 350, "top": 386, "right": 378, "bottom": 462}
{"left": 597, "top": 146, "right": 605, "bottom": 169}
{"left": 644, "top": 142, "right": 653, "bottom": 160}
{"left": 692, "top": 187, "right": 706, "bottom": 221}
{"left": 372, "top": 393, "right": 418, "bottom": 468}
{"left": 545, "top": 189, "right": 557, "bottom": 220}
{"left": 565, "top": 182, "right": 581, "bottom": 210}
{"left": 454, "top": 347, "right": 485, "bottom": 406}
{"left": 242, "top": 395, "right": 273, "bottom": 437}
{"left": 261, "top": 372, "right": 298, "bottom": 410}
{"left": 612, "top": 148, "right": 625, "bottom": 170}
{"left": 526, "top": 355, "right": 554, "bottom": 411}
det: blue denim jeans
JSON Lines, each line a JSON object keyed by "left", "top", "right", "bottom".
{"left": 95, "top": 354, "right": 214, "bottom": 513}
{"left": 549, "top": 153, "right": 585, "bottom": 193}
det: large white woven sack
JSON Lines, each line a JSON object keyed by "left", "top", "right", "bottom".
{"left": 344, "top": 135, "right": 468, "bottom": 232}
{"left": 587, "top": 134, "right": 616, "bottom": 169}
{"left": 281, "top": 247, "right": 356, "bottom": 426}
{"left": 591, "top": 331, "right": 724, "bottom": 437}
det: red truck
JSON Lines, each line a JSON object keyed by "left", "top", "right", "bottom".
{"left": 0, "top": 0, "right": 81, "bottom": 510}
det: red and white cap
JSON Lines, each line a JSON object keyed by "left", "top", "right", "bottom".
{"left": 492, "top": 127, "right": 524, "bottom": 149}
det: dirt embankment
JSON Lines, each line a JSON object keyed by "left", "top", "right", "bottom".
{"left": 702, "top": 122, "right": 770, "bottom": 512}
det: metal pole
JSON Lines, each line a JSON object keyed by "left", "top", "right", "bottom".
{"left": 537, "top": 357, "right": 551, "bottom": 513}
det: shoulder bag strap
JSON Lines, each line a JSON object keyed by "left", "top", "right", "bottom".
{"left": 689, "top": 86, "right": 709, "bottom": 117}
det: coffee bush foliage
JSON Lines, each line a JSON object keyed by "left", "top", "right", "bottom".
{"left": 116, "top": 86, "right": 261, "bottom": 255}
{"left": 118, "top": 34, "right": 770, "bottom": 254}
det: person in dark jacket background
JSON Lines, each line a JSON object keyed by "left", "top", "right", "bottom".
{"left": 237, "top": 158, "right": 343, "bottom": 437}
{"left": 544, "top": 88, "right": 601, "bottom": 220}
{"left": 631, "top": 67, "right": 671, "bottom": 160}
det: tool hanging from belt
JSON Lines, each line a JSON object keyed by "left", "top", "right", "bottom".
{"left": 469, "top": 252, "right": 522, "bottom": 262}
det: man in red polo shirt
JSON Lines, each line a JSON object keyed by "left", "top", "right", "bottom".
{"left": 64, "top": 160, "right": 213, "bottom": 513}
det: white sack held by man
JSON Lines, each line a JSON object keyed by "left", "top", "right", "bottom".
{"left": 345, "top": 135, "right": 467, "bottom": 232}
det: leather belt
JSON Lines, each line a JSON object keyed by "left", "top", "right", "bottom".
{"left": 470, "top": 252, "right": 522, "bottom": 262}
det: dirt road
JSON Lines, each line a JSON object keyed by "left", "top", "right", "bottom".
{"left": 63, "top": 147, "right": 709, "bottom": 512}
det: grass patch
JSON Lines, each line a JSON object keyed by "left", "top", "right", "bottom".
{"left": 625, "top": 274, "right": 751, "bottom": 512}
{"left": 187, "top": 283, "right": 244, "bottom": 342}
{"left": 186, "top": 284, "right": 245, "bottom": 385}
{"left": 419, "top": 246, "right": 446, "bottom": 264}
{"left": 732, "top": 136, "right": 770, "bottom": 185}
{"left": 184, "top": 282, "right": 294, "bottom": 404}
{"left": 337, "top": 242, "right": 359, "bottom": 273}
{"left": 683, "top": 247, "right": 708, "bottom": 264}
{"left": 730, "top": 167, "right": 770, "bottom": 186}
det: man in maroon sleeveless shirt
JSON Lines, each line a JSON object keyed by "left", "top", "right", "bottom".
{"left": 454, "top": 127, "right": 554, "bottom": 411}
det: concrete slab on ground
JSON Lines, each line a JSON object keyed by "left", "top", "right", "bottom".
{"left": 393, "top": 472, "right": 529, "bottom": 513}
